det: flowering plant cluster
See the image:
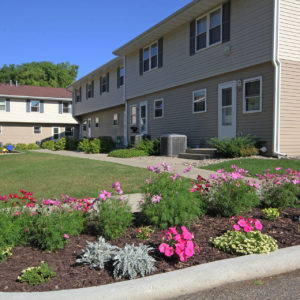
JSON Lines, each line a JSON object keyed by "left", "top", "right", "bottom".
{"left": 0, "top": 190, "right": 37, "bottom": 208}
{"left": 229, "top": 216, "right": 263, "bottom": 233}
{"left": 136, "top": 226, "right": 154, "bottom": 240}
{"left": 257, "top": 167, "right": 300, "bottom": 186}
{"left": 159, "top": 226, "right": 200, "bottom": 262}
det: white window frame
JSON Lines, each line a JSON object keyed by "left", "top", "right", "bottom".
{"left": 95, "top": 117, "right": 99, "bottom": 128}
{"left": 65, "top": 126, "right": 74, "bottom": 137}
{"left": 143, "top": 41, "right": 158, "bottom": 73}
{"left": 192, "top": 89, "right": 207, "bottom": 114}
{"left": 113, "top": 113, "right": 119, "bottom": 126}
{"left": 63, "top": 102, "right": 71, "bottom": 113}
{"left": 0, "top": 99, "right": 6, "bottom": 111}
{"left": 31, "top": 100, "right": 40, "bottom": 112}
{"left": 130, "top": 105, "right": 137, "bottom": 125}
{"left": 195, "top": 6, "right": 222, "bottom": 53}
{"left": 243, "top": 76, "right": 263, "bottom": 114}
{"left": 154, "top": 98, "right": 164, "bottom": 119}
{"left": 52, "top": 127, "right": 60, "bottom": 140}
{"left": 33, "top": 126, "right": 42, "bottom": 135}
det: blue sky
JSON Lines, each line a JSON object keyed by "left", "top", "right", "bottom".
{"left": 1, "top": 0, "right": 191, "bottom": 79}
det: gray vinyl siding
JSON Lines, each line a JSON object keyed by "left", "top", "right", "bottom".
{"left": 73, "top": 67, "right": 124, "bottom": 117}
{"left": 125, "top": 0, "right": 274, "bottom": 100}
{"left": 127, "top": 63, "right": 274, "bottom": 150}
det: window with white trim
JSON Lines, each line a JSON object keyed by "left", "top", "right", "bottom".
{"left": 34, "top": 126, "right": 41, "bottom": 134}
{"left": 243, "top": 77, "right": 262, "bottom": 113}
{"left": 95, "top": 117, "right": 99, "bottom": 128}
{"left": 82, "top": 120, "right": 87, "bottom": 131}
{"left": 196, "top": 7, "right": 221, "bottom": 51}
{"left": 63, "top": 102, "right": 71, "bottom": 113}
{"left": 0, "top": 99, "right": 5, "bottom": 111}
{"left": 113, "top": 113, "right": 119, "bottom": 126}
{"left": 31, "top": 100, "right": 40, "bottom": 112}
{"left": 154, "top": 99, "right": 164, "bottom": 118}
{"left": 65, "top": 126, "right": 74, "bottom": 137}
{"left": 130, "top": 106, "right": 137, "bottom": 125}
{"left": 143, "top": 42, "right": 158, "bottom": 72}
{"left": 193, "top": 89, "right": 206, "bottom": 113}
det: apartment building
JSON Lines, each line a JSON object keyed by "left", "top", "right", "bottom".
{"left": 0, "top": 84, "right": 78, "bottom": 144}
{"left": 72, "top": 0, "right": 300, "bottom": 156}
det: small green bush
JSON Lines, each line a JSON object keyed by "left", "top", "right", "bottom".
{"left": 210, "top": 230, "right": 278, "bottom": 255}
{"left": 77, "top": 138, "right": 90, "bottom": 153}
{"left": 99, "top": 136, "right": 115, "bottom": 153}
{"left": 261, "top": 183, "right": 300, "bottom": 208}
{"left": 15, "top": 143, "right": 27, "bottom": 151}
{"left": 209, "top": 136, "right": 258, "bottom": 158}
{"left": 18, "top": 261, "right": 56, "bottom": 286}
{"left": 109, "top": 148, "right": 148, "bottom": 158}
{"left": 89, "top": 138, "right": 101, "bottom": 154}
{"left": 137, "top": 139, "right": 160, "bottom": 155}
{"left": 54, "top": 137, "right": 66, "bottom": 151}
{"left": 262, "top": 208, "right": 280, "bottom": 220}
{"left": 66, "top": 138, "right": 80, "bottom": 150}
{"left": 27, "top": 143, "right": 40, "bottom": 150}
{"left": 42, "top": 140, "right": 55, "bottom": 151}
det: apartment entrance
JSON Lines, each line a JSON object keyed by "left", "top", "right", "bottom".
{"left": 139, "top": 101, "right": 148, "bottom": 134}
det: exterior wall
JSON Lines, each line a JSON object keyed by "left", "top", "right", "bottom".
{"left": 127, "top": 62, "right": 274, "bottom": 150}
{"left": 80, "top": 105, "right": 125, "bottom": 142}
{"left": 73, "top": 67, "right": 124, "bottom": 116}
{"left": 279, "top": 60, "right": 300, "bottom": 155}
{"left": 0, "top": 123, "right": 79, "bottom": 145}
{"left": 125, "top": 0, "right": 274, "bottom": 99}
{"left": 0, "top": 98, "right": 77, "bottom": 124}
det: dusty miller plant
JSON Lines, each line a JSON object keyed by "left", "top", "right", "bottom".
{"left": 76, "top": 237, "right": 119, "bottom": 269}
{"left": 113, "top": 243, "right": 156, "bottom": 280}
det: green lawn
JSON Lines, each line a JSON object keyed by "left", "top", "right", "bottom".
{"left": 0, "top": 152, "right": 150, "bottom": 199}
{"left": 201, "top": 158, "right": 300, "bottom": 177}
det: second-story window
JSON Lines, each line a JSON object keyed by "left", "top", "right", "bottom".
{"left": 119, "top": 67, "right": 124, "bottom": 86}
{"left": 100, "top": 73, "right": 109, "bottom": 94}
{"left": 0, "top": 99, "right": 5, "bottom": 111}
{"left": 75, "top": 88, "right": 81, "bottom": 102}
{"left": 86, "top": 81, "right": 94, "bottom": 99}
{"left": 31, "top": 100, "right": 40, "bottom": 112}
{"left": 209, "top": 9, "right": 221, "bottom": 45}
{"left": 143, "top": 42, "right": 158, "bottom": 72}
{"left": 196, "top": 17, "right": 207, "bottom": 50}
{"left": 63, "top": 102, "right": 71, "bottom": 113}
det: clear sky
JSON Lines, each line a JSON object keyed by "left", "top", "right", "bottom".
{"left": 0, "top": 0, "right": 191, "bottom": 79}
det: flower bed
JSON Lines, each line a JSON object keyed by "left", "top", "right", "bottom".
{"left": 0, "top": 164, "right": 299, "bottom": 292}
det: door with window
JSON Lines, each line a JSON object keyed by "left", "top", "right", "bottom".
{"left": 139, "top": 102, "right": 148, "bottom": 134}
{"left": 52, "top": 127, "right": 60, "bottom": 140}
{"left": 87, "top": 118, "right": 92, "bottom": 138}
{"left": 218, "top": 81, "right": 237, "bottom": 139}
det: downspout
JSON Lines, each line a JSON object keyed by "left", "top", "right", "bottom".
{"left": 272, "top": 0, "right": 286, "bottom": 157}
{"left": 123, "top": 55, "right": 128, "bottom": 146}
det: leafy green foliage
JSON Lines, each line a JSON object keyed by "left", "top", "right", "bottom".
{"left": 77, "top": 138, "right": 90, "bottom": 152}
{"left": 18, "top": 261, "right": 56, "bottom": 286}
{"left": 108, "top": 149, "right": 148, "bottom": 158}
{"left": 136, "top": 226, "right": 154, "bottom": 240}
{"left": 95, "top": 197, "right": 133, "bottom": 240}
{"left": 65, "top": 138, "right": 80, "bottom": 151}
{"left": 42, "top": 140, "right": 55, "bottom": 151}
{"left": 262, "top": 208, "right": 280, "bottom": 220}
{"left": 203, "top": 180, "right": 260, "bottom": 217}
{"left": 141, "top": 172, "right": 204, "bottom": 229}
{"left": 261, "top": 183, "right": 300, "bottom": 208}
{"left": 210, "top": 230, "right": 278, "bottom": 255}
{"left": 76, "top": 237, "right": 120, "bottom": 269}
{"left": 0, "top": 62, "right": 78, "bottom": 88}
{"left": 99, "top": 136, "right": 115, "bottom": 153}
{"left": 89, "top": 138, "right": 101, "bottom": 154}
{"left": 209, "top": 136, "right": 258, "bottom": 158}
{"left": 27, "top": 143, "right": 40, "bottom": 150}
{"left": 54, "top": 137, "right": 66, "bottom": 151}
{"left": 113, "top": 244, "right": 156, "bottom": 279}
{"left": 137, "top": 139, "right": 160, "bottom": 155}
{"left": 15, "top": 143, "right": 27, "bottom": 151}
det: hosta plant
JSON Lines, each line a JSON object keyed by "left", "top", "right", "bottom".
{"left": 113, "top": 244, "right": 156, "bottom": 280}
{"left": 262, "top": 208, "right": 280, "bottom": 221}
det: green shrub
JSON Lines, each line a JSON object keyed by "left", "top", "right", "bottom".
{"left": 137, "top": 139, "right": 160, "bottom": 155}
{"left": 15, "top": 143, "right": 27, "bottom": 151}
{"left": 141, "top": 171, "right": 204, "bottom": 229}
{"left": 89, "top": 138, "right": 101, "bottom": 154}
{"left": 210, "top": 230, "right": 278, "bottom": 255}
{"left": 18, "top": 261, "right": 56, "bottom": 286}
{"left": 77, "top": 138, "right": 90, "bottom": 153}
{"left": 209, "top": 136, "right": 258, "bottom": 158}
{"left": 109, "top": 148, "right": 148, "bottom": 158}
{"left": 66, "top": 138, "right": 80, "bottom": 150}
{"left": 27, "top": 143, "right": 40, "bottom": 150}
{"left": 54, "top": 137, "right": 66, "bottom": 150}
{"left": 261, "top": 183, "right": 300, "bottom": 208}
{"left": 262, "top": 208, "right": 280, "bottom": 220}
{"left": 94, "top": 197, "right": 133, "bottom": 241}
{"left": 42, "top": 140, "right": 55, "bottom": 151}
{"left": 203, "top": 179, "right": 260, "bottom": 217}
{"left": 99, "top": 136, "right": 115, "bottom": 153}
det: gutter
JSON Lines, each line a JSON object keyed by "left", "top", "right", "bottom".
{"left": 272, "top": 0, "right": 286, "bottom": 157}
{"left": 0, "top": 94, "right": 72, "bottom": 101}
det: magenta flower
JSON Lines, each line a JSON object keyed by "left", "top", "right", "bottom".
{"left": 237, "top": 219, "right": 247, "bottom": 227}
{"left": 233, "top": 224, "right": 241, "bottom": 231}
{"left": 63, "top": 234, "right": 70, "bottom": 239}
{"left": 151, "top": 195, "right": 162, "bottom": 203}
{"left": 169, "top": 227, "right": 178, "bottom": 235}
{"left": 159, "top": 243, "right": 169, "bottom": 253}
{"left": 145, "top": 178, "right": 151, "bottom": 184}
{"left": 183, "top": 165, "right": 192, "bottom": 173}
{"left": 217, "top": 169, "right": 225, "bottom": 173}
{"left": 164, "top": 246, "right": 174, "bottom": 257}
{"left": 243, "top": 225, "right": 252, "bottom": 233}
{"left": 255, "top": 221, "right": 263, "bottom": 230}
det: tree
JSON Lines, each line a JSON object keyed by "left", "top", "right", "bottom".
{"left": 0, "top": 61, "right": 78, "bottom": 88}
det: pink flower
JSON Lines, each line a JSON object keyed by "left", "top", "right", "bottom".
{"left": 159, "top": 243, "right": 169, "bottom": 253}
{"left": 275, "top": 167, "right": 282, "bottom": 171}
{"left": 99, "top": 190, "right": 111, "bottom": 201}
{"left": 164, "top": 246, "right": 174, "bottom": 257}
{"left": 64, "top": 234, "right": 70, "bottom": 239}
{"left": 237, "top": 219, "right": 247, "bottom": 227}
{"left": 145, "top": 178, "right": 151, "bottom": 184}
{"left": 169, "top": 227, "right": 178, "bottom": 235}
{"left": 112, "top": 182, "right": 121, "bottom": 189}
{"left": 217, "top": 169, "right": 225, "bottom": 173}
{"left": 233, "top": 224, "right": 241, "bottom": 231}
{"left": 183, "top": 165, "right": 192, "bottom": 173}
{"left": 255, "top": 221, "right": 263, "bottom": 230}
{"left": 243, "top": 225, "right": 252, "bottom": 233}
{"left": 151, "top": 195, "right": 162, "bottom": 203}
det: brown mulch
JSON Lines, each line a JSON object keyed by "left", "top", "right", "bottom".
{"left": 0, "top": 208, "right": 299, "bottom": 293}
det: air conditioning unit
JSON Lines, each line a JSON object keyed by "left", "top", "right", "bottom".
{"left": 160, "top": 134, "right": 187, "bottom": 156}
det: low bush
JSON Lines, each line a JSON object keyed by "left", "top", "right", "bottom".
{"left": 99, "top": 136, "right": 115, "bottom": 153}
{"left": 209, "top": 135, "right": 258, "bottom": 158}
{"left": 141, "top": 163, "right": 204, "bottom": 229}
{"left": 77, "top": 138, "right": 90, "bottom": 152}
{"left": 15, "top": 143, "right": 27, "bottom": 151}
{"left": 262, "top": 208, "right": 280, "bottom": 220}
{"left": 27, "top": 143, "right": 40, "bottom": 150}
{"left": 108, "top": 148, "right": 148, "bottom": 158}
{"left": 42, "top": 140, "right": 55, "bottom": 151}
{"left": 66, "top": 138, "right": 80, "bottom": 151}
{"left": 54, "top": 137, "right": 66, "bottom": 151}
{"left": 89, "top": 138, "right": 101, "bottom": 154}
{"left": 137, "top": 139, "right": 160, "bottom": 156}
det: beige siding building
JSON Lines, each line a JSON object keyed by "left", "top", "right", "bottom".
{"left": 0, "top": 84, "right": 78, "bottom": 145}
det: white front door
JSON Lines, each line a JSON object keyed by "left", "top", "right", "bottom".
{"left": 139, "top": 101, "right": 148, "bottom": 134}
{"left": 218, "top": 81, "right": 237, "bottom": 139}
{"left": 52, "top": 127, "right": 60, "bottom": 140}
{"left": 87, "top": 118, "right": 92, "bottom": 138}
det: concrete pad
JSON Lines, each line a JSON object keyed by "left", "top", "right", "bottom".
{"left": 1, "top": 245, "right": 299, "bottom": 300}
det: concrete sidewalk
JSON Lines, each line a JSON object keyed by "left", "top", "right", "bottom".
{"left": 34, "top": 149, "right": 217, "bottom": 180}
